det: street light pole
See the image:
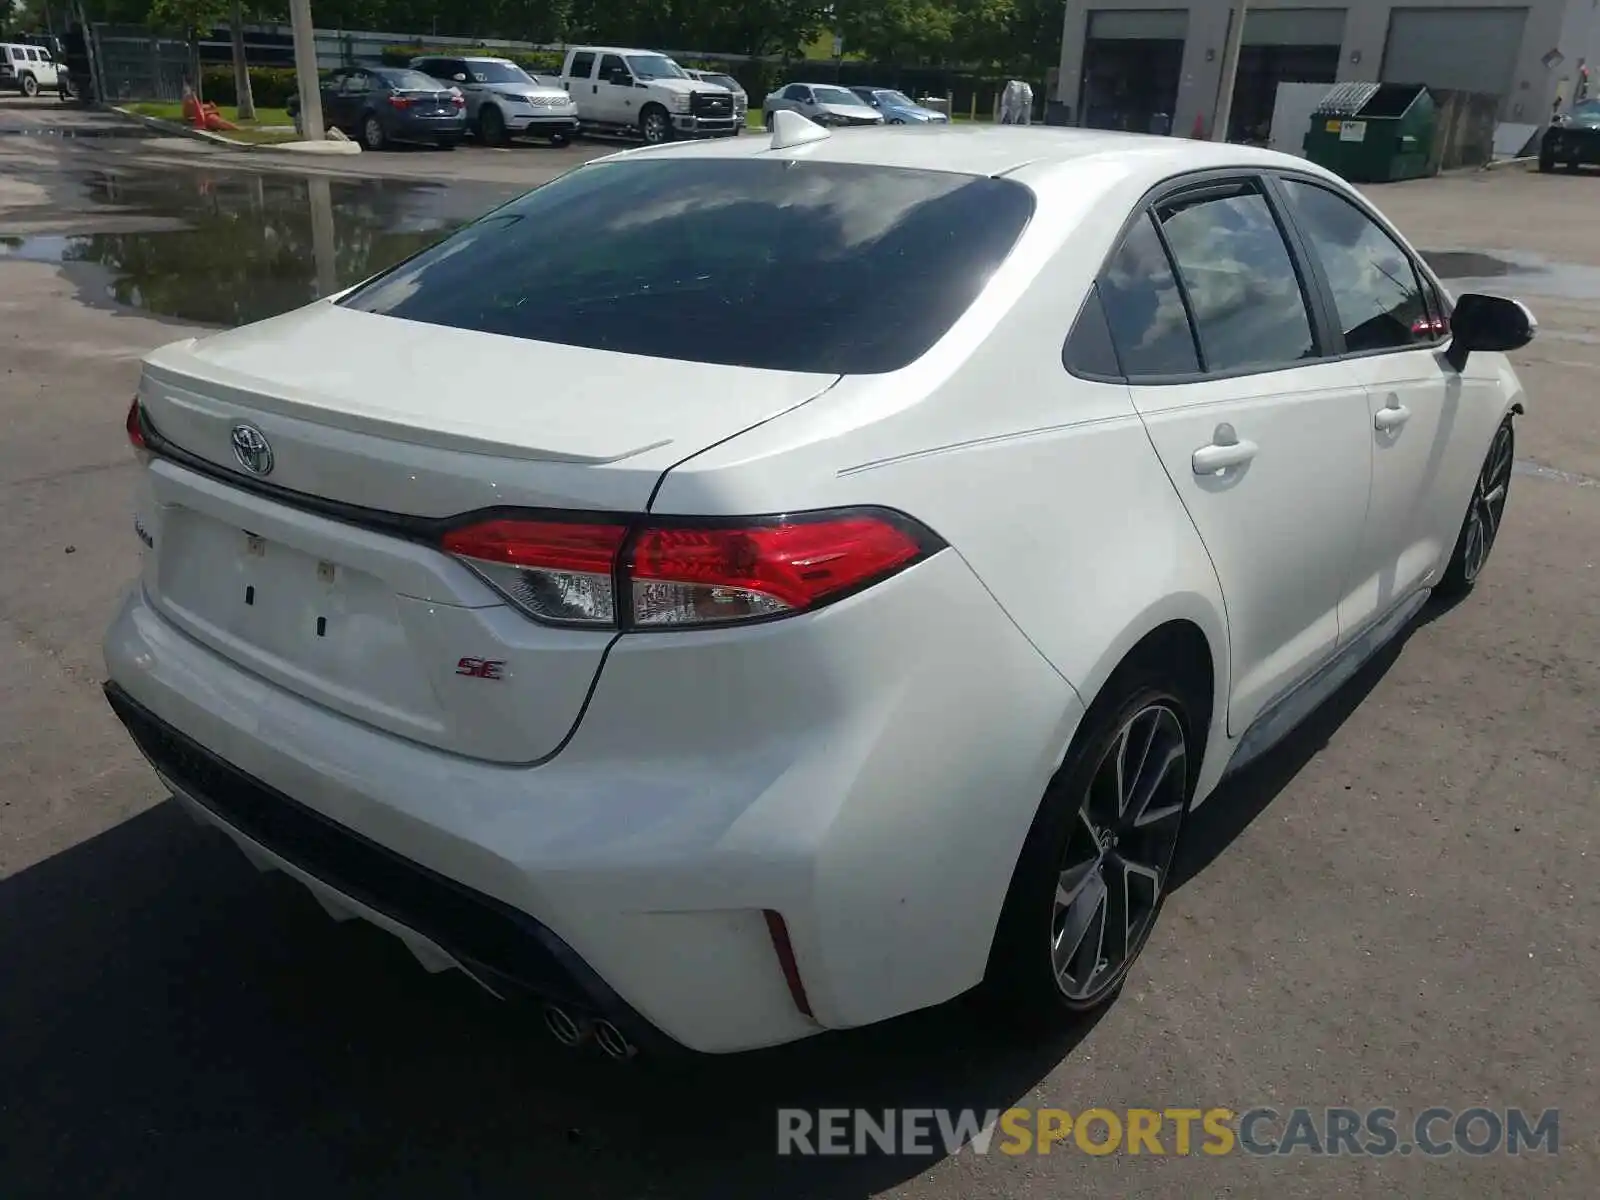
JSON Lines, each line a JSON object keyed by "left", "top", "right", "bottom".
{"left": 1211, "top": 1, "right": 1247, "bottom": 141}
{"left": 289, "top": 0, "right": 324, "bottom": 140}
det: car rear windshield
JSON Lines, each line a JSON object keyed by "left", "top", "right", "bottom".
{"left": 339, "top": 158, "right": 1036, "bottom": 375}
{"left": 381, "top": 69, "right": 446, "bottom": 91}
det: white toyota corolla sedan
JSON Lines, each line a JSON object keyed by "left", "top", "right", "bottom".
{"left": 104, "top": 112, "right": 1533, "bottom": 1058}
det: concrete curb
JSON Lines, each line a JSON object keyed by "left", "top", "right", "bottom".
{"left": 1482, "top": 155, "right": 1537, "bottom": 171}
{"left": 109, "top": 106, "right": 360, "bottom": 154}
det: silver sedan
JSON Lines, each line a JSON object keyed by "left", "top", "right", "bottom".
{"left": 762, "top": 82, "right": 885, "bottom": 128}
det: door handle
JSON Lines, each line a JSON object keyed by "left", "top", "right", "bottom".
{"left": 1192, "top": 423, "right": 1258, "bottom": 475}
{"left": 1374, "top": 396, "right": 1411, "bottom": 432}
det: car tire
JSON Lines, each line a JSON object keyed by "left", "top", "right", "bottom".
{"left": 21, "top": 73, "right": 38, "bottom": 98}
{"left": 640, "top": 105, "right": 672, "bottom": 145}
{"left": 362, "top": 113, "right": 386, "bottom": 151}
{"left": 984, "top": 657, "right": 1200, "bottom": 1022}
{"left": 478, "top": 105, "right": 507, "bottom": 147}
{"left": 1538, "top": 149, "right": 1555, "bottom": 172}
{"left": 763, "top": 111, "right": 773, "bottom": 131}
{"left": 890, "top": 117, "right": 905, "bottom": 125}
{"left": 549, "top": 130, "right": 570, "bottom": 147}
{"left": 1436, "top": 415, "right": 1515, "bottom": 600}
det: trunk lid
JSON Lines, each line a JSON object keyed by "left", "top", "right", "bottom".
{"left": 134, "top": 304, "right": 837, "bottom": 763}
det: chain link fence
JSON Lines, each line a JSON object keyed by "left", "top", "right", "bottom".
{"left": 89, "top": 24, "right": 193, "bottom": 104}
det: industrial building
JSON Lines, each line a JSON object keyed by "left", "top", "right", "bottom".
{"left": 1056, "top": 0, "right": 1600, "bottom": 142}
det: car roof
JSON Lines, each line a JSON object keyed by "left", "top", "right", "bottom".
{"left": 593, "top": 123, "right": 1342, "bottom": 189}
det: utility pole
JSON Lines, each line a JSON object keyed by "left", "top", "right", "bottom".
{"left": 1211, "top": 1, "right": 1247, "bottom": 141}
{"left": 289, "top": 0, "right": 324, "bottom": 140}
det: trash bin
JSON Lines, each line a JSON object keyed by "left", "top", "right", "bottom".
{"left": 1303, "top": 82, "right": 1436, "bottom": 182}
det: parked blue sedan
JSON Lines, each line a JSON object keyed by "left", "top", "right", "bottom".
{"left": 288, "top": 66, "right": 468, "bottom": 150}
{"left": 849, "top": 87, "right": 950, "bottom": 124}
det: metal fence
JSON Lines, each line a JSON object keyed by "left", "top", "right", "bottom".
{"left": 91, "top": 24, "right": 193, "bottom": 103}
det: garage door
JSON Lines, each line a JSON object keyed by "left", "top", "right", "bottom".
{"left": 1087, "top": 9, "right": 1189, "bottom": 39}
{"left": 1381, "top": 7, "right": 1528, "bottom": 98}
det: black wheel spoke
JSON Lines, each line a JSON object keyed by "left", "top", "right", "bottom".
{"left": 1048, "top": 700, "right": 1189, "bottom": 1005}
{"left": 1052, "top": 870, "right": 1107, "bottom": 995}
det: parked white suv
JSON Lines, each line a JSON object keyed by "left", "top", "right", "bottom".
{"left": 1, "top": 43, "right": 58, "bottom": 96}
{"left": 410, "top": 55, "right": 578, "bottom": 146}
{"left": 559, "top": 45, "right": 737, "bottom": 143}
{"left": 106, "top": 118, "right": 1532, "bottom": 1059}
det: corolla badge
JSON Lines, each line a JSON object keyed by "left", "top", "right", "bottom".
{"left": 230, "top": 424, "right": 274, "bottom": 476}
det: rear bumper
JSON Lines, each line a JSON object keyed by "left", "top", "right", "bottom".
{"left": 106, "top": 681, "right": 680, "bottom": 1054}
{"left": 103, "top": 549, "right": 1080, "bottom": 1053}
{"left": 394, "top": 113, "right": 467, "bottom": 140}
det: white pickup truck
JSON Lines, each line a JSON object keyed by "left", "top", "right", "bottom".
{"left": 558, "top": 46, "right": 740, "bottom": 144}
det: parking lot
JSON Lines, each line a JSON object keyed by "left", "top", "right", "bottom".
{"left": 1, "top": 91, "right": 1596, "bottom": 1198}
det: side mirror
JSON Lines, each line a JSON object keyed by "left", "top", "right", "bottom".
{"left": 1444, "top": 293, "right": 1536, "bottom": 370}
{"left": 608, "top": 70, "right": 631, "bottom": 86}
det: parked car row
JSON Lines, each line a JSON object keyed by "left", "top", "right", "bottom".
{"left": 282, "top": 47, "right": 946, "bottom": 151}
{"left": 761, "top": 82, "right": 949, "bottom": 129}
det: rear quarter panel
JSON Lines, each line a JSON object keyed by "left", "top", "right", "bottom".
{"left": 650, "top": 158, "right": 1235, "bottom": 796}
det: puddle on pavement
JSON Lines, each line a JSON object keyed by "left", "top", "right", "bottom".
{"left": 0, "top": 167, "right": 520, "bottom": 326}
{"left": 1420, "top": 247, "right": 1600, "bottom": 303}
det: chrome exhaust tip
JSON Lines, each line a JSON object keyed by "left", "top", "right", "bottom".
{"left": 593, "top": 1019, "right": 637, "bottom": 1061}
{"left": 543, "top": 1003, "right": 588, "bottom": 1047}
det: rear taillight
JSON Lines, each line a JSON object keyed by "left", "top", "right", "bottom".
{"left": 441, "top": 519, "right": 627, "bottom": 627}
{"left": 126, "top": 397, "right": 146, "bottom": 449}
{"left": 439, "top": 508, "right": 940, "bottom": 631}
{"left": 388, "top": 94, "right": 412, "bottom": 108}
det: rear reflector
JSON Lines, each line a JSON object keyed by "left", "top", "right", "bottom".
{"left": 126, "top": 397, "right": 146, "bottom": 450}
{"left": 763, "top": 909, "right": 814, "bottom": 1018}
{"left": 438, "top": 508, "right": 941, "bottom": 631}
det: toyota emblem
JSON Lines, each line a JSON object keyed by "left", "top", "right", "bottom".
{"left": 230, "top": 424, "right": 274, "bottom": 476}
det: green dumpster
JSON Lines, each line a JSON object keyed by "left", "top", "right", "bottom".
{"left": 1302, "top": 82, "right": 1436, "bottom": 182}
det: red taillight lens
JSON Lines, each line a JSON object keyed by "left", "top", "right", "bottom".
{"left": 388, "top": 94, "right": 412, "bottom": 108}
{"left": 440, "top": 519, "right": 628, "bottom": 627}
{"left": 627, "top": 515, "right": 926, "bottom": 627}
{"left": 438, "top": 509, "right": 938, "bottom": 630}
{"left": 126, "top": 397, "right": 146, "bottom": 449}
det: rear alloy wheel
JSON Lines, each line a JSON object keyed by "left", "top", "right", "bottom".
{"left": 21, "top": 73, "right": 39, "bottom": 98}
{"left": 640, "top": 106, "right": 673, "bottom": 145}
{"left": 987, "top": 673, "right": 1195, "bottom": 1018}
{"left": 362, "top": 113, "right": 386, "bottom": 151}
{"left": 1438, "top": 416, "right": 1515, "bottom": 598}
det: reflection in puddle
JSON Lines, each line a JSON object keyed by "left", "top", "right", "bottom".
{"left": 1421, "top": 247, "right": 1600, "bottom": 302}
{"left": 0, "top": 168, "right": 519, "bottom": 326}
{"left": 1421, "top": 251, "right": 1518, "bottom": 278}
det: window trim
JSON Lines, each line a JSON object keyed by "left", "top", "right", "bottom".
{"left": 1066, "top": 168, "right": 1332, "bottom": 385}
{"left": 1265, "top": 169, "right": 1452, "bottom": 359}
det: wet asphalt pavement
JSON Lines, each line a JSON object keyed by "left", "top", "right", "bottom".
{"left": 1, "top": 94, "right": 1597, "bottom": 1198}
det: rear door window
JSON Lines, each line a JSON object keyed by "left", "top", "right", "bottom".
{"left": 340, "top": 158, "right": 1036, "bottom": 375}
{"left": 1098, "top": 212, "right": 1201, "bottom": 377}
{"left": 1156, "top": 182, "right": 1318, "bottom": 372}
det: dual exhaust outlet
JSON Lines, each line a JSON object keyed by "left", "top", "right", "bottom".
{"left": 543, "top": 1002, "right": 638, "bottom": 1061}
